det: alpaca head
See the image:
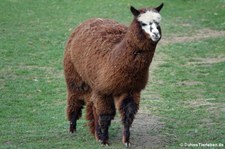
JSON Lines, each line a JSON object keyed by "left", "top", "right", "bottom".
{"left": 130, "top": 3, "right": 164, "bottom": 42}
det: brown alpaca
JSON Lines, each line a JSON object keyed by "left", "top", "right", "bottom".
{"left": 63, "top": 3, "right": 164, "bottom": 147}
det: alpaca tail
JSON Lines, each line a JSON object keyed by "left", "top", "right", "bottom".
{"left": 86, "top": 101, "right": 95, "bottom": 135}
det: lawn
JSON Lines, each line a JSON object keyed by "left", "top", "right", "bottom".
{"left": 0, "top": 0, "right": 225, "bottom": 148}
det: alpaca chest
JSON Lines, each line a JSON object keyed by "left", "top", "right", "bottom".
{"left": 94, "top": 60, "right": 150, "bottom": 94}
{"left": 118, "top": 63, "right": 149, "bottom": 91}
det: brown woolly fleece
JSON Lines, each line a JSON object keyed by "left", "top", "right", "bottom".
{"left": 63, "top": 4, "right": 163, "bottom": 145}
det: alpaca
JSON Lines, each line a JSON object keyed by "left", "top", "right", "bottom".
{"left": 63, "top": 3, "right": 163, "bottom": 147}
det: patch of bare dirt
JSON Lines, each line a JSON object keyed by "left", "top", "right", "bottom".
{"left": 176, "top": 81, "right": 203, "bottom": 86}
{"left": 186, "top": 99, "right": 225, "bottom": 120}
{"left": 160, "top": 28, "right": 225, "bottom": 45}
{"left": 112, "top": 113, "right": 166, "bottom": 149}
{"left": 130, "top": 113, "right": 166, "bottom": 148}
{"left": 187, "top": 98, "right": 215, "bottom": 108}
{"left": 187, "top": 57, "right": 225, "bottom": 66}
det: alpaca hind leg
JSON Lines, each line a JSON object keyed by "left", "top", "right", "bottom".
{"left": 66, "top": 81, "right": 88, "bottom": 133}
{"left": 64, "top": 52, "right": 88, "bottom": 133}
{"left": 117, "top": 92, "right": 140, "bottom": 147}
{"left": 93, "top": 93, "right": 116, "bottom": 145}
{"left": 67, "top": 93, "right": 85, "bottom": 133}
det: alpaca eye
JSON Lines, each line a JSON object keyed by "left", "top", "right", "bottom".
{"left": 153, "top": 21, "right": 159, "bottom": 26}
{"left": 141, "top": 23, "right": 147, "bottom": 26}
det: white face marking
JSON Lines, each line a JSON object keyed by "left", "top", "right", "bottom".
{"left": 137, "top": 11, "right": 161, "bottom": 42}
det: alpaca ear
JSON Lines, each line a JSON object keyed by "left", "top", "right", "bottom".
{"left": 130, "top": 6, "right": 140, "bottom": 17}
{"left": 155, "top": 3, "right": 164, "bottom": 12}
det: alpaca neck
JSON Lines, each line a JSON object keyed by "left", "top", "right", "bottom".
{"left": 110, "top": 19, "right": 158, "bottom": 64}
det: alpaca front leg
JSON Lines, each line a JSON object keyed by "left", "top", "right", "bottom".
{"left": 93, "top": 94, "right": 116, "bottom": 145}
{"left": 118, "top": 93, "right": 140, "bottom": 147}
{"left": 98, "top": 114, "right": 114, "bottom": 145}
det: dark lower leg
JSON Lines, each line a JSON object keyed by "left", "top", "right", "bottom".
{"left": 119, "top": 94, "right": 139, "bottom": 146}
{"left": 69, "top": 111, "right": 78, "bottom": 133}
{"left": 93, "top": 94, "right": 116, "bottom": 145}
{"left": 68, "top": 107, "right": 83, "bottom": 133}
{"left": 98, "top": 114, "right": 114, "bottom": 145}
{"left": 67, "top": 99, "right": 84, "bottom": 133}
{"left": 123, "top": 125, "right": 130, "bottom": 146}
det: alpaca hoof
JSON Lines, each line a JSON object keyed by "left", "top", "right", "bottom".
{"left": 105, "top": 144, "right": 109, "bottom": 147}
{"left": 101, "top": 143, "right": 109, "bottom": 147}
{"left": 124, "top": 142, "right": 130, "bottom": 148}
{"left": 123, "top": 136, "right": 130, "bottom": 147}
{"left": 69, "top": 128, "right": 76, "bottom": 133}
{"left": 69, "top": 123, "right": 76, "bottom": 133}
{"left": 100, "top": 140, "right": 109, "bottom": 146}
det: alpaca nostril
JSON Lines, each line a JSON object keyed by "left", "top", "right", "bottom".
{"left": 151, "top": 32, "right": 160, "bottom": 41}
{"left": 153, "top": 32, "right": 158, "bottom": 38}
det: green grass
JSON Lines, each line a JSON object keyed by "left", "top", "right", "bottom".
{"left": 146, "top": 37, "right": 225, "bottom": 147}
{"left": 1, "top": 0, "right": 225, "bottom": 148}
